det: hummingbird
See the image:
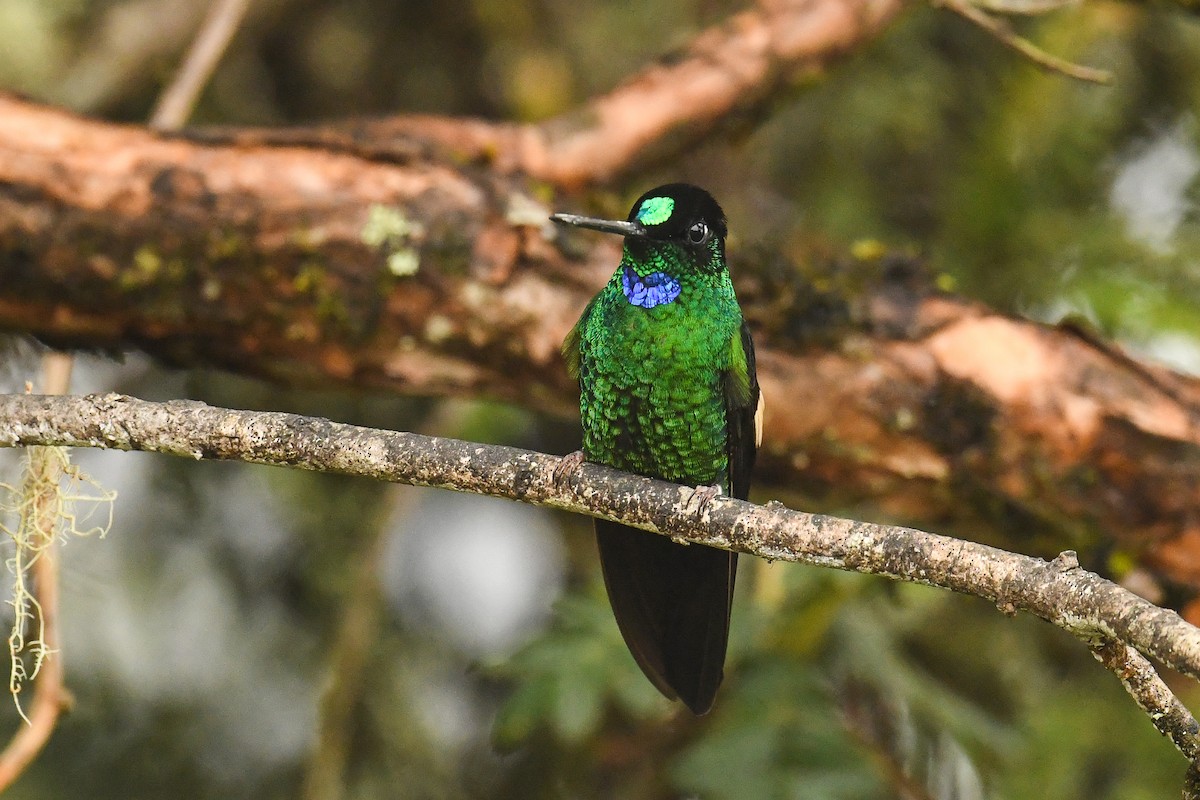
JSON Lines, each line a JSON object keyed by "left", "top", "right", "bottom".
{"left": 552, "top": 183, "right": 761, "bottom": 715}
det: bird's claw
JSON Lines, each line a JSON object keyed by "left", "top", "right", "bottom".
{"left": 553, "top": 450, "right": 586, "bottom": 486}
{"left": 687, "top": 484, "right": 723, "bottom": 515}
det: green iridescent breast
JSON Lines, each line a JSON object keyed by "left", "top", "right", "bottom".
{"left": 567, "top": 267, "right": 744, "bottom": 486}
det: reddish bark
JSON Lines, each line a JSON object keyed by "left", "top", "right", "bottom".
{"left": 0, "top": 0, "right": 1198, "bottom": 599}
{"left": 197, "top": 0, "right": 910, "bottom": 188}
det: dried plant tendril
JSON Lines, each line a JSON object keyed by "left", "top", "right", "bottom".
{"left": 0, "top": 447, "right": 114, "bottom": 721}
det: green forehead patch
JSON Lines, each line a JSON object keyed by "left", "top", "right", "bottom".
{"left": 635, "top": 196, "right": 674, "bottom": 226}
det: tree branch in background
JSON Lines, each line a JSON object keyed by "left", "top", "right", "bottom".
{"left": 2, "top": 95, "right": 1199, "bottom": 596}
{"left": 933, "top": 0, "right": 1111, "bottom": 83}
{"left": 56, "top": 0, "right": 214, "bottom": 112}
{"left": 198, "top": 0, "right": 911, "bottom": 188}
{"left": 526, "top": 0, "right": 909, "bottom": 186}
{"left": 1, "top": 0, "right": 1180, "bottom": 585}
{"left": 0, "top": 392, "right": 1198, "bottom": 790}
{"left": 148, "top": 0, "right": 252, "bottom": 131}
{"left": 0, "top": 0, "right": 1197, "bottom": 628}
{"left": 0, "top": 0, "right": 250, "bottom": 787}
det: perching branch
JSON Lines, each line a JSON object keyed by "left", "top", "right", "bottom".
{"left": 1, "top": 0, "right": 1194, "bottom": 589}
{"left": 4, "top": 88, "right": 1200, "bottom": 591}
{"left": 0, "top": 391, "right": 1198, "bottom": 780}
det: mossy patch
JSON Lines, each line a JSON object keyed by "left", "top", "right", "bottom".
{"left": 361, "top": 204, "right": 424, "bottom": 277}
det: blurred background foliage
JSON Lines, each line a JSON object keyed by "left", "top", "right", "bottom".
{"left": 2, "top": 0, "right": 1200, "bottom": 796}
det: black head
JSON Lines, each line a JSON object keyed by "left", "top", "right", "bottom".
{"left": 551, "top": 183, "right": 728, "bottom": 270}
{"left": 625, "top": 183, "right": 727, "bottom": 245}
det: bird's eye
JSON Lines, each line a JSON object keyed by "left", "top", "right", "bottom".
{"left": 686, "top": 221, "right": 710, "bottom": 245}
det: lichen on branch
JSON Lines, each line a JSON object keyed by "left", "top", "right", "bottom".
{"left": 0, "top": 446, "right": 114, "bottom": 720}
{"left": 0, "top": 391, "right": 1197, "bottom": 780}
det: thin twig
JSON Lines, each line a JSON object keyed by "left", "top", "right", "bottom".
{"left": 149, "top": 0, "right": 253, "bottom": 130}
{"left": 1088, "top": 638, "right": 1200, "bottom": 762}
{"left": 37, "top": 355, "right": 73, "bottom": 400}
{"left": 972, "top": 0, "right": 1078, "bottom": 15}
{"left": 935, "top": 0, "right": 1112, "bottom": 84}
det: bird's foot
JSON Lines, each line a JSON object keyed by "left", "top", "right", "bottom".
{"left": 686, "top": 483, "right": 723, "bottom": 516}
{"left": 553, "top": 450, "right": 586, "bottom": 486}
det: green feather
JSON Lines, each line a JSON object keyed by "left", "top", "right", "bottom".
{"left": 555, "top": 183, "right": 759, "bottom": 715}
{"left": 573, "top": 260, "right": 741, "bottom": 485}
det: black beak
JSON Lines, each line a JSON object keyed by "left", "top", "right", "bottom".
{"left": 550, "top": 213, "right": 646, "bottom": 238}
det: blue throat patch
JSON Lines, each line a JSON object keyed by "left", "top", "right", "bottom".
{"left": 621, "top": 264, "right": 681, "bottom": 308}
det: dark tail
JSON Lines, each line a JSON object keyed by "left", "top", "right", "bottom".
{"left": 595, "top": 519, "right": 737, "bottom": 715}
